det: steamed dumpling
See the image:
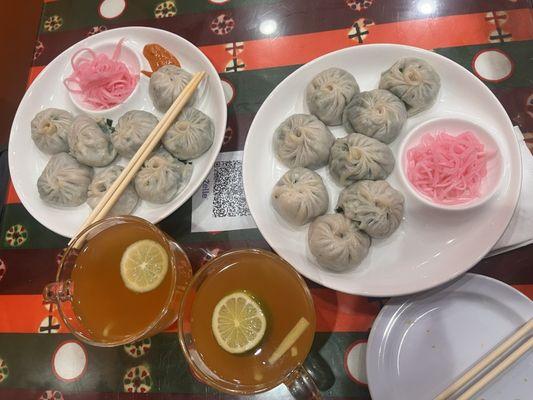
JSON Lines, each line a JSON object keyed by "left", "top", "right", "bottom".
{"left": 274, "top": 114, "right": 334, "bottom": 169}
{"left": 37, "top": 153, "right": 93, "bottom": 207}
{"left": 306, "top": 68, "right": 359, "bottom": 125}
{"left": 31, "top": 108, "right": 72, "bottom": 154}
{"left": 149, "top": 65, "right": 196, "bottom": 112}
{"left": 87, "top": 165, "right": 138, "bottom": 216}
{"left": 337, "top": 180, "right": 404, "bottom": 238}
{"left": 379, "top": 57, "right": 440, "bottom": 116}
{"left": 162, "top": 107, "right": 214, "bottom": 160}
{"left": 111, "top": 110, "right": 159, "bottom": 158}
{"left": 329, "top": 133, "right": 395, "bottom": 186}
{"left": 272, "top": 168, "right": 328, "bottom": 226}
{"left": 308, "top": 213, "right": 370, "bottom": 271}
{"left": 68, "top": 115, "right": 116, "bottom": 167}
{"left": 134, "top": 148, "right": 192, "bottom": 204}
{"left": 342, "top": 89, "right": 407, "bottom": 144}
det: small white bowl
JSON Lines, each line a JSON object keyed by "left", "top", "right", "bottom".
{"left": 66, "top": 40, "right": 142, "bottom": 116}
{"left": 398, "top": 117, "right": 503, "bottom": 211}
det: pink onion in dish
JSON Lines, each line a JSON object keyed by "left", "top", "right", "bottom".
{"left": 64, "top": 39, "right": 138, "bottom": 110}
{"left": 406, "top": 131, "right": 488, "bottom": 205}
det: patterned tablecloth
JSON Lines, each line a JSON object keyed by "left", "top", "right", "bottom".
{"left": 0, "top": 1, "right": 532, "bottom": 399}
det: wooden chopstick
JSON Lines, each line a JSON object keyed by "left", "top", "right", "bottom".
{"left": 456, "top": 337, "right": 533, "bottom": 400}
{"left": 434, "top": 318, "right": 533, "bottom": 400}
{"left": 90, "top": 71, "right": 205, "bottom": 223}
{"left": 68, "top": 71, "right": 206, "bottom": 247}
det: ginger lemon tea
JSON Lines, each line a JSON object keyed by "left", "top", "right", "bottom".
{"left": 45, "top": 216, "right": 192, "bottom": 345}
{"left": 179, "top": 249, "right": 316, "bottom": 393}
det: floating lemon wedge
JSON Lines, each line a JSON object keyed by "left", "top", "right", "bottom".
{"left": 211, "top": 291, "right": 267, "bottom": 354}
{"left": 120, "top": 239, "right": 168, "bottom": 293}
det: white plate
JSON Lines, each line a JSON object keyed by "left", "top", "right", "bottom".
{"left": 242, "top": 44, "right": 521, "bottom": 296}
{"left": 366, "top": 273, "right": 533, "bottom": 400}
{"left": 8, "top": 27, "right": 226, "bottom": 238}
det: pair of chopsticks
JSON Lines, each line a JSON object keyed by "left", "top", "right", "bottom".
{"left": 434, "top": 318, "right": 533, "bottom": 400}
{"left": 68, "top": 71, "right": 206, "bottom": 247}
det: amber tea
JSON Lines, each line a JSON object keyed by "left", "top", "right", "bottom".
{"left": 185, "top": 250, "right": 316, "bottom": 392}
{"left": 64, "top": 217, "right": 191, "bottom": 344}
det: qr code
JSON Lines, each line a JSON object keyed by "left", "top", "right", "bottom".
{"left": 212, "top": 160, "right": 251, "bottom": 218}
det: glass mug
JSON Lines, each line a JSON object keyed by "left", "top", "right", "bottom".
{"left": 43, "top": 216, "right": 192, "bottom": 347}
{"left": 178, "top": 249, "right": 322, "bottom": 399}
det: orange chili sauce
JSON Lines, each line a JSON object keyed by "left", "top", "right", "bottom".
{"left": 141, "top": 43, "right": 181, "bottom": 77}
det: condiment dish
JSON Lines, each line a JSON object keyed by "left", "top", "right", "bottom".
{"left": 398, "top": 116, "right": 503, "bottom": 211}
{"left": 67, "top": 39, "right": 142, "bottom": 116}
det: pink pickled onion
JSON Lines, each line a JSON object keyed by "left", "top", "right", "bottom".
{"left": 406, "top": 131, "right": 487, "bottom": 205}
{"left": 63, "top": 39, "right": 138, "bottom": 110}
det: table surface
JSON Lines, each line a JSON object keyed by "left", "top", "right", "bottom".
{"left": 0, "top": 1, "right": 532, "bottom": 399}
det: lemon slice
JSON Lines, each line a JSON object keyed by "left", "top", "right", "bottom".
{"left": 120, "top": 239, "right": 169, "bottom": 293}
{"left": 212, "top": 291, "right": 267, "bottom": 354}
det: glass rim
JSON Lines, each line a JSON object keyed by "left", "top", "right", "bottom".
{"left": 57, "top": 215, "right": 182, "bottom": 347}
{"left": 177, "top": 248, "right": 315, "bottom": 395}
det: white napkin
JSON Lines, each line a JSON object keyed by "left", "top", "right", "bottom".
{"left": 489, "top": 127, "right": 533, "bottom": 256}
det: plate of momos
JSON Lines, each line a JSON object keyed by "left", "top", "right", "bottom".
{"left": 9, "top": 27, "right": 226, "bottom": 238}
{"left": 243, "top": 44, "right": 521, "bottom": 296}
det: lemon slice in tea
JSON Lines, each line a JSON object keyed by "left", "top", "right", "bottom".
{"left": 120, "top": 239, "right": 169, "bottom": 293}
{"left": 212, "top": 291, "right": 267, "bottom": 354}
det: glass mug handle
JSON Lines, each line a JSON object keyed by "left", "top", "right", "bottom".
{"left": 285, "top": 365, "right": 322, "bottom": 399}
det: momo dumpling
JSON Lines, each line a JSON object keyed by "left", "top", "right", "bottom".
{"left": 87, "top": 165, "right": 139, "bottom": 216}
{"left": 308, "top": 213, "right": 370, "bottom": 271}
{"left": 31, "top": 108, "right": 73, "bottom": 154}
{"left": 342, "top": 89, "right": 407, "bottom": 144}
{"left": 37, "top": 152, "right": 93, "bottom": 207}
{"left": 379, "top": 57, "right": 441, "bottom": 116}
{"left": 134, "top": 148, "right": 192, "bottom": 204}
{"left": 337, "top": 180, "right": 404, "bottom": 238}
{"left": 68, "top": 115, "right": 116, "bottom": 167}
{"left": 272, "top": 168, "right": 328, "bottom": 226}
{"left": 149, "top": 65, "right": 196, "bottom": 112}
{"left": 111, "top": 110, "right": 159, "bottom": 158}
{"left": 274, "top": 114, "right": 334, "bottom": 169}
{"left": 162, "top": 107, "right": 214, "bottom": 160}
{"left": 329, "top": 133, "right": 395, "bottom": 186}
{"left": 306, "top": 68, "right": 359, "bottom": 125}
